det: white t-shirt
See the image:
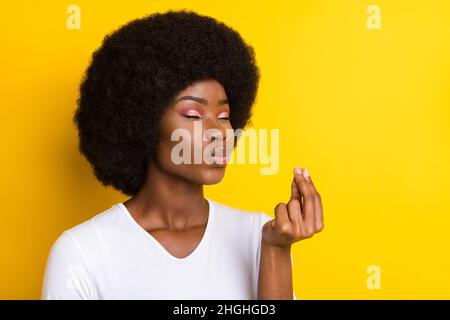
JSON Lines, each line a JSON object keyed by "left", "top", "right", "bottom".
{"left": 41, "top": 197, "right": 296, "bottom": 300}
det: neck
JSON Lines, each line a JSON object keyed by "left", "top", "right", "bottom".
{"left": 123, "top": 159, "right": 208, "bottom": 230}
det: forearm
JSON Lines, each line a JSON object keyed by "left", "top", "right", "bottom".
{"left": 257, "top": 241, "right": 293, "bottom": 300}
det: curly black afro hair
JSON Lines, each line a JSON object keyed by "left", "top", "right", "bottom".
{"left": 73, "top": 9, "right": 260, "bottom": 196}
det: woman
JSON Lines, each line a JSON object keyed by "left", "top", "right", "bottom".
{"left": 42, "top": 9, "right": 324, "bottom": 300}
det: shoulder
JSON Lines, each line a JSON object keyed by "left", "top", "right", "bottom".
{"left": 42, "top": 203, "right": 123, "bottom": 299}
{"left": 47, "top": 203, "right": 125, "bottom": 262}
{"left": 208, "top": 197, "right": 273, "bottom": 229}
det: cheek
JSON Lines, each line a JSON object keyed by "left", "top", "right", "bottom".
{"left": 157, "top": 125, "right": 197, "bottom": 167}
{"left": 153, "top": 130, "right": 226, "bottom": 185}
{"left": 154, "top": 115, "right": 229, "bottom": 181}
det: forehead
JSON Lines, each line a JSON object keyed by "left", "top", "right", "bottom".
{"left": 174, "top": 79, "right": 227, "bottom": 99}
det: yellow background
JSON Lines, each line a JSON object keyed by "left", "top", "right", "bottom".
{"left": 1, "top": 0, "right": 449, "bottom": 299}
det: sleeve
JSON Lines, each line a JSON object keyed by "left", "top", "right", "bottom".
{"left": 41, "top": 231, "right": 96, "bottom": 300}
{"left": 255, "top": 212, "right": 298, "bottom": 300}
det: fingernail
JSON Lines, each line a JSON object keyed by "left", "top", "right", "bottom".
{"left": 303, "top": 168, "right": 310, "bottom": 180}
{"left": 294, "top": 167, "right": 302, "bottom": 175}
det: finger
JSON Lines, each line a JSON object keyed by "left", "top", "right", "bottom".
{"left": 314, "top": 193, "right": 324, "bottom": 232}
{"left": 287, "top": 199, "right": 305, "bottom": 237}
{"left": 273, "top": 202, "right": 291, "bottom": 232}
{"left": 294, "top": 167, "right": 316, "bottom": 236}
{"left": 291, "top": 170, "right": 302, "bottom": 200}
{"left": 303, "top": 170, "right": 324, "bottom": 232}
{"left": 291, "top": 169, "right": 304, "bottom": 217}
{"left": 287, "top": 197, "right": 303, "bottom": 232}
{"left": 288, "top": 174, "right": 303, "bottom": 225}
{"left": 291, "top": 178, "right": 303, "bottom": 212}
{"left": 304, "top": 169, "right": 319, "bottom": 196}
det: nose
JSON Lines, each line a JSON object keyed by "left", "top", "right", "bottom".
{"left": 203, "top": 117, "right": 228, "bottom": 143}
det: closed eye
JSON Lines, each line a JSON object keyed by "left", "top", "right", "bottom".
{"left": 183, "top": 115, "right": 230, "bottom": 121}
{"left": 183, "top": 115, "right": 201, "bottom": 120}
{"left": 218, "top": 111, "right": 230, "bottom": 121}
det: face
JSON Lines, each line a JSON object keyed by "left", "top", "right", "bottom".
{"left": 153, "top": 79, "right": 235, "bottom": 185}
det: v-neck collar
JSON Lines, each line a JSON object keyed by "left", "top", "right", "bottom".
{"left": 117, "top": 197, "right": 215, "bottom": 263}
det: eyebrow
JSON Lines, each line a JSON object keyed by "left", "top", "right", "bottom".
{"left": 174, "top": 95, "right": 229, "bottom": 106}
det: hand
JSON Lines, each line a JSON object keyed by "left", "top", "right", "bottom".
{"left": 262, "top": 167, "right": 324, "bottom": 248}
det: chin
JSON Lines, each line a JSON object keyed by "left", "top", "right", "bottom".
{"left": 199, "top": 165, "right": 227, "bottom": 184}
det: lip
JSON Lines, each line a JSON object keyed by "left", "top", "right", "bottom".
{"left": 211, "top": 154, "right": 229, "bottom": 165}
{"left": 209, "top": 146, "right": 232, "bottom": 165}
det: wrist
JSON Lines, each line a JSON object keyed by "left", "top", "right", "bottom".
{"left": 261, "top": 240, "right": 292, "bottom": 253}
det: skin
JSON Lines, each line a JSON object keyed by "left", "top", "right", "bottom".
{"left": 122, "top": 78, "right": 324, "bottom": 299}
{"left": 258, "top": 168, "right": 324, "bottom": 299}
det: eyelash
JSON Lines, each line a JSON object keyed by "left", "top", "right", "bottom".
{"left": 183, "top": 115, "right": 230, "bottom": 121}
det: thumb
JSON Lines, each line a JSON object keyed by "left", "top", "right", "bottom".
{"left": 289, "top": 169, "right": 303, "bottom": 212}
